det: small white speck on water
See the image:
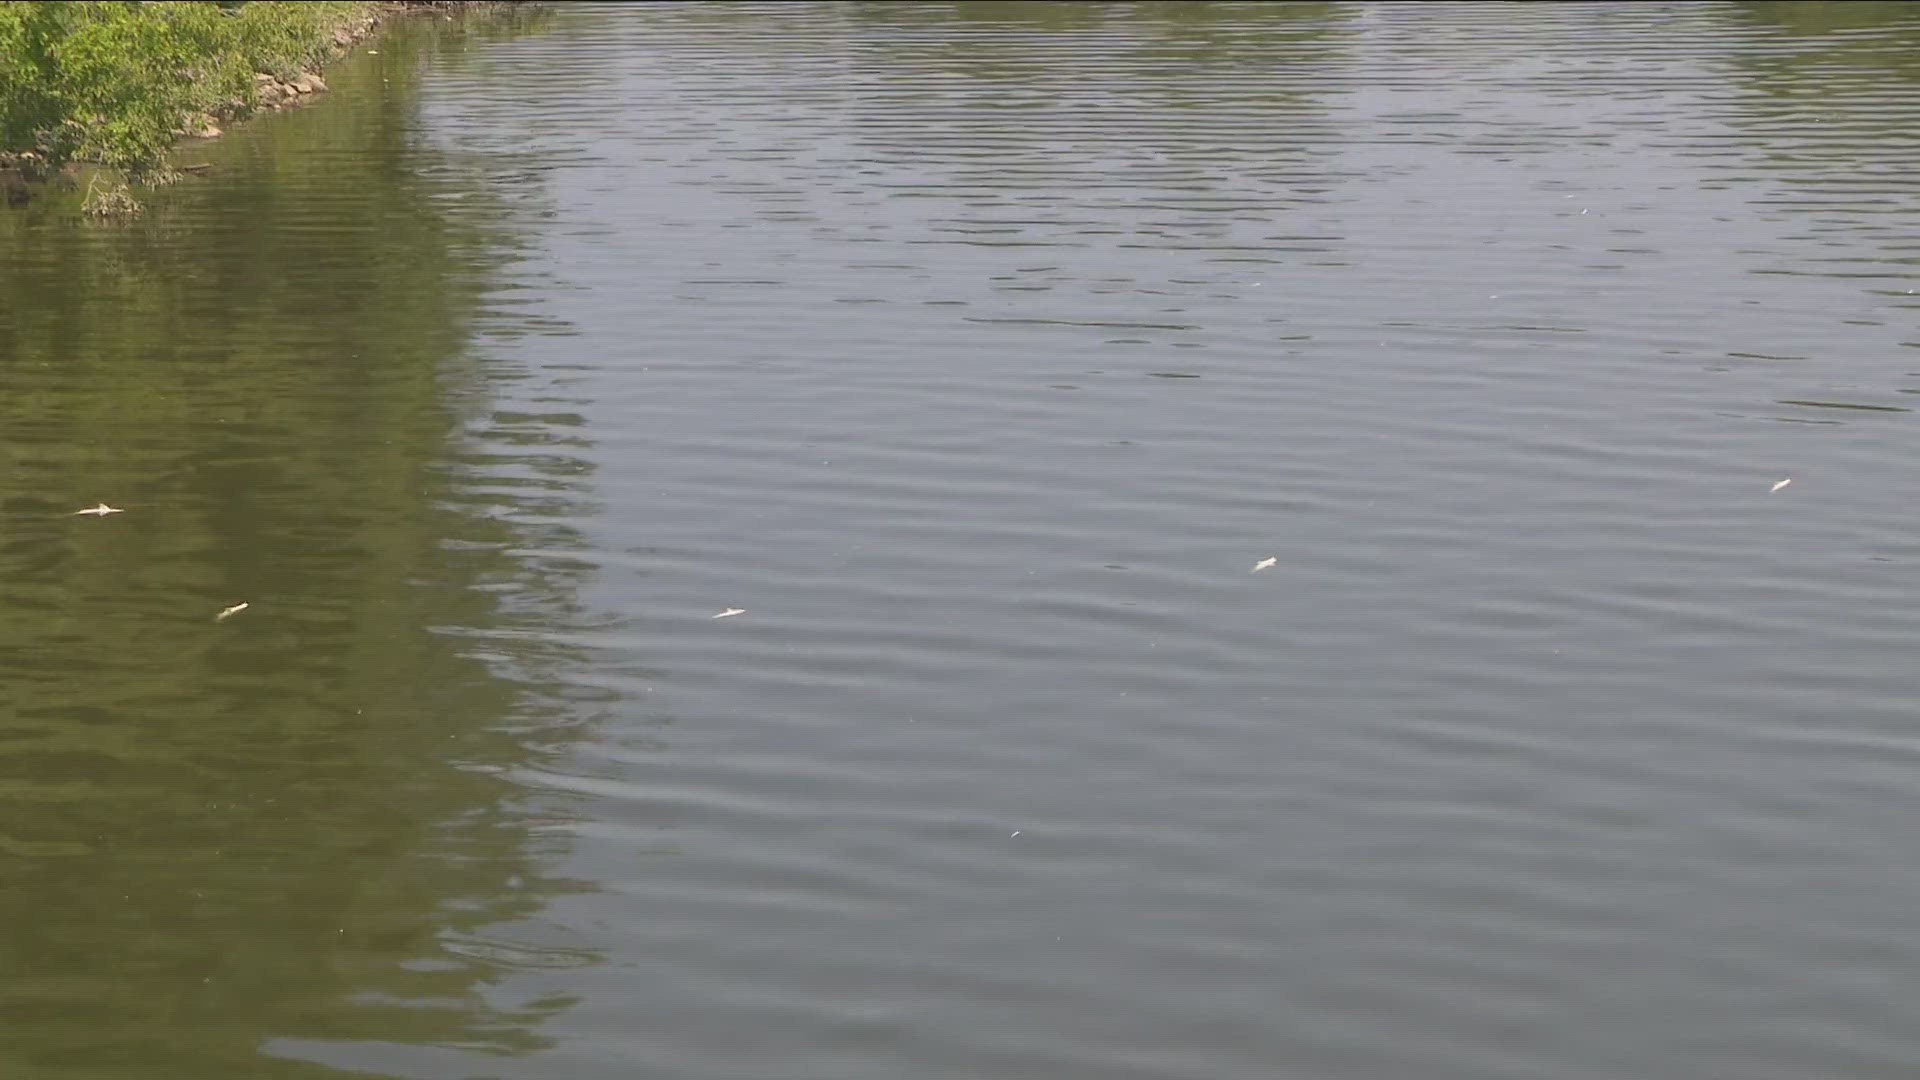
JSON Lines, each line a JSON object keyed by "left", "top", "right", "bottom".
{"left": 1252, "top": 556, "right": 1277, "bottom": 573}
{"left": 1010, "top": 831, "right": 1021, "bottom": 837}
{"left": 1770, "top": 478, "right": 1792, "bottom": 493}
{"left": 712, "top": 607, "right": 746, "bottom": 619}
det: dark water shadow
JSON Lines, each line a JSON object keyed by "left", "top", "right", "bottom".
{"left": 0, "top": 11, "right": 602, "bottom": 1080}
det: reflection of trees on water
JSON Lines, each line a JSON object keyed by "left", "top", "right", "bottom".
{"left": 1736, "top": 2, "right": 1920, "bottom": 42}
{"left": 617, "top": 1, "right": 1352, "bottom": 168}
{"left": 859, "top": 1, "right": 1344, "bottom": 54}
{"left": 1698, "top": 3, "right": 1920, "bottom": 295}
{"left": 1716, "top": 3, "right": 1920, "bottom": 113}
{"left": 0, "top": 14, "right": 596, "bottom": 1080}
{"left": 823, "top": 4, "right": 1357, "bottom": 260}
{"left": 833, "top": 2, "right": 1349, "bottom": 124}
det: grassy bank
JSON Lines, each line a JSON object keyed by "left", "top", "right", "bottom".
{"left": 0, "top": 1, "right": 393, "bottom": 206}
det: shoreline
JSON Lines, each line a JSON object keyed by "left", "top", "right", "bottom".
{"left": 219, "top": 2, "right": 511, "bottom": 125}
{"left": 0, "top": 1, "right": 511, "bottom": 214}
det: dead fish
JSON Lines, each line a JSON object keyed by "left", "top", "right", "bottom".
{"left": 72, "top": 503, "right": 124, "bottom": 516}
{"left": 1770, "top": 478, "right": 1792, "bottom": 493}
{"left": 712, "top": 608, "right": 745, "bottom": 620}
{"left": 1251, "top": 556, "right": 1277, "bottom": 573}
{"left": 215, "top": 602, "right": 250, "bottom": 622}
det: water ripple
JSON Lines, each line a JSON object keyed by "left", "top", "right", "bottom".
{"left": 372, "top": 3, "right": 1920, "bottom": 1078}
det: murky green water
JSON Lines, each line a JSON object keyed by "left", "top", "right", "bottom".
{"left": 0, "top": 14, "right": 581, "bottom": 1078}
{"left": 7, "top": 3, "right": 1920, "bottom": 1078}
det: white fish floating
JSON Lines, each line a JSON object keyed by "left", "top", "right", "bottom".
{"left": 215, "top": 602, "right": 250, "bottom": 622}
{"left": 712, "top": 608, "right": 745, "bottom": 620}
{"left": 1770, "top": 478, "right": 1792, "bottom": 493}
{"left": 72, "top": 503, "right": 123, "bottom": 516}
{"left": 1251, "top": 556, "right": 1277, "bottom": 573}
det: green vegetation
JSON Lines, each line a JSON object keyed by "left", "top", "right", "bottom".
{"left": 0, "top": 1, "right": 371, "bottom": 183}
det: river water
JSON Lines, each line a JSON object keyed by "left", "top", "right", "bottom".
{"left": 5, "top": 3, "right": 1920, "bottom": 1077}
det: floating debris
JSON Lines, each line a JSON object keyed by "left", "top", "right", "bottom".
{"left": 1770, "top": 478, "right": 1792, "bottom": 493}
{"left": 72, "top": 503, "right": 123, "bottom": 516}
{"left": 1251, "top": 556, "right": 1277, "bottom": 573}
{"left": 712, "top": 608, "right": 745, "bottom": 620}
{"left": 215, "top": 602, "right": 250, "bottom": 622}
{"left": 1011, "top": 831, "right": 1021, "bottom": 838}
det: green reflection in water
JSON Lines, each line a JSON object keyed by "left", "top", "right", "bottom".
{"left": 1737, "top": 1, "right": 1920, "bottom": 36}
{"left": 0, "top": 14, "right": 588, "bottom": 1080}
{"left": 1723, "top": 2, "right": 1920, "bottom": 89}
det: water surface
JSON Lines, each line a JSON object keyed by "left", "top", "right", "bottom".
{"left": 7, "top": 3, "right": 1920, "bottom": 1078}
